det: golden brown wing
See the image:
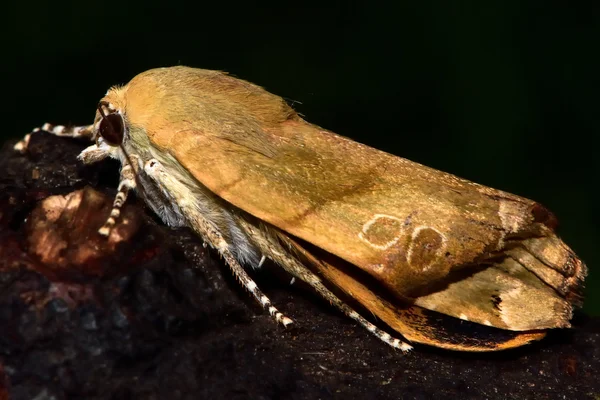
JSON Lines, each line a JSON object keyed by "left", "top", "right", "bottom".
{"left": 167, "top": 119, "right": 540, "bottom": 292}
{"left": 310, "top": 252, "right": 547, "bottom": 351}
{"left": 118, "top": 67, "right": 585, "bottom": 330}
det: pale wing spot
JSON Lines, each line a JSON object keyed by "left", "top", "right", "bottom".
{"left": 459, "top": 313, "right": 469, "bottom": 321}
{"left": 406, "top": 226, "right": 447, "bottom": 272}
{"left": 484, "top": 320, "right": 492, "bottom": 326}
{"left": 358, "top": 214, "right": 404, "bottom": 250}
{"left": 499, "top": 200, "right": 526, "bottom": 233}
{"left": 260, "top": 295, "right": 270, "bottom": 306}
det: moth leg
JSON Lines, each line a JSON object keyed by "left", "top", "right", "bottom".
{"left": 143, "top": 159, "right": 293, "bottom": 327}
{"left": 219, "top": 247, "right": 294, "bottom": 326}
{"left": 14, "top": 123, "right": 95, "bottom": 153}
{"left": 98, "top": 155, "right": 138, "bottom": 236}
{"left": 291, "top": 258, "right": 412, "bottom": 351}
{"left": 237, "top": 220, "right": 413, "bottom": 352}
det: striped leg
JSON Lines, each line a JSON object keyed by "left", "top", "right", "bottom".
{"left": 218, "top": 242, "right": 293, "bottom": 327}
{"left": 274, "top": 251, "right": 412, "bottom": 351}
{"left": 143, "top": 159, "right": 293, "bottom": 327}
{"left": 306, "top": 272, "right": 412, "bottom": 351}
{"left": 98, "top": 162, "right": 136, "bottom": 236}
{"left": 235, "top": 219, "right": 413, "bottom": 352}
{"left": 14, "top": 123, "right": 95, "bottom": 153}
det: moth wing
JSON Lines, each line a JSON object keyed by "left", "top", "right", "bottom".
{"left": 126, "top": 67, "right": 584, "bottom": 330}
{"left": 169, "top": 118, "right": 520, "bottom": 290}
{"left": 168, "top": 118, "right": 584, "bottom": 298}
{"left": 290, "top": 238, "right": 547, "bottom": 351}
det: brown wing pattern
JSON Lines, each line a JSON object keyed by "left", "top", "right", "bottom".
{"left": 167, "top": 117, "right": 545, "bottom": 295}
{"left": 119, "top": 67, "right": 584, "bottom": 330}
{"left": 310, "top": 253, "right": 547, "bottom": 351}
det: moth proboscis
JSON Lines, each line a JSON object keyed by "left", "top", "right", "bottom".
{"left": 15, "top": 66, "right": 587, "bottom": 352}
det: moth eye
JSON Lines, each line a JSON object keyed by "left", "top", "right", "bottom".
{"left": 98, "top": 113, "right": 125, "bottom": 146}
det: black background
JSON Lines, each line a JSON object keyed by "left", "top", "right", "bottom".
{"left": 3, "top": 2, "right": 598, "bottom": 314}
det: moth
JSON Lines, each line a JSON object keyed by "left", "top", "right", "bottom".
{"left": 15, "top": 66, "right": 586, "bottom": 352}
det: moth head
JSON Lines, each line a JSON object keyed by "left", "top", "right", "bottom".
{"left": 93, "top": 98, "right": 148, "bottom": 202}
{"left": 96, "top": 101, "right": 126, "bottom": 147}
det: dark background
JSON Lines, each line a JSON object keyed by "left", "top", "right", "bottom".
{"left": 3, "top": 2, "right": 598, "bottom": 315}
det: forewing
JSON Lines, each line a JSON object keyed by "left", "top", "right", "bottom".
{"left": 120, "top": 67, "right": 583, "bottom": 312}
{"left": 290, "top": 238, "right": 547, "bottom": 351}
{"left": 166, "top": 117, "right": 547, "bottom": 297}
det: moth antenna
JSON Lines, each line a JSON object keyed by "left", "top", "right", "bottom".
{"left": 14, "top": 123, "right": 95, "bottom": 153}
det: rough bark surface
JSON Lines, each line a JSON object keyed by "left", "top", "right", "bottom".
{"left": 0, "top": 132, "right": 598, "bottom": 400}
